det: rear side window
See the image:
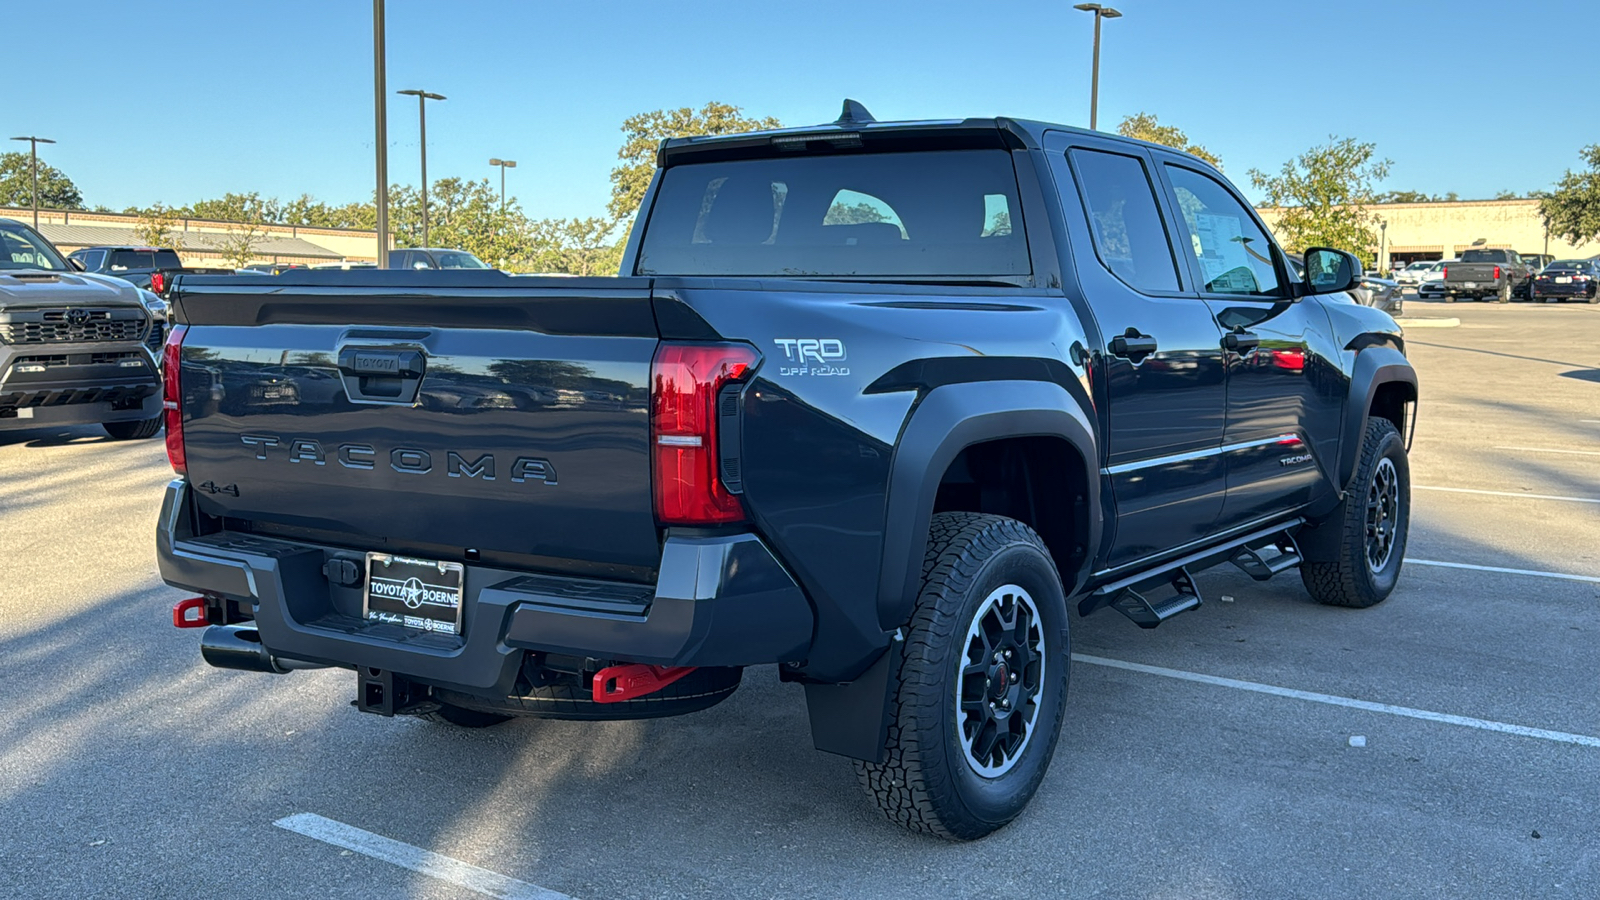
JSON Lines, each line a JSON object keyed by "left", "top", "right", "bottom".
{"left": 1068, "top": 149, "right": 1180, "bottom": 293}
{"left": 637, "top": 150, "right": 1029, "bottom": 278}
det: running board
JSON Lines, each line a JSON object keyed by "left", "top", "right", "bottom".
{"left": 1079, "top": 519, "right": 1305, "bottom": 620}
{"left": 1105, "top": 568, "right": 1202, "bottom": 629}
{"left": 1229, "top": 536, "right": 1303, "bottom": 581}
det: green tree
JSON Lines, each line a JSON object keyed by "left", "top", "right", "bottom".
{"left": 1116, "top": 113, "right": 1222, "bottom": 168}
{"left": 1249, "top": 136, "right": 1392, "bottom": 265}
{"left": 521, "top": 217, "right": 625, "bottom": 276}
{"left": 1374, "top": 190, "right": 1432, "bottom": 204}
{"left": 184, "top": 192, "right": 282, "bottom": 224}
{"left": 133, "top": 202, "right": 181, "bottom": 248}
{"left": 214, "top": 218, "right": 268, "bottom": 268}
{"left": 1493, "top": 189, "right": 1523, "bottom": 200}
{"left": 607, "top": 102, "right": 781, "bottom": 226}
{"left": 1538, "top": 145, "right": 1600, "bottom": 247}
{"left": 0, "top": 152, "right": 84, "bottom": 209}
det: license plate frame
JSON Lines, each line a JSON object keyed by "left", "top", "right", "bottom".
{"left": 1463, "top": 281, "right": 1478, "bottom": 288}
{"left": 363, "top": 553, "right": 465, "bottom": 635}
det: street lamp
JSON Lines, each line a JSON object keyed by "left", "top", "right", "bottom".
{"left": 373, "top": 0, "right": 389, "bottom": 267}
{"left": 489, "top": 158, "right": 517, "bottom": 211}
{"left": 10, "top": 135, "right": 57, "bottom": 229}
{"left": 1072, "top": 3, "right": 1122, "bottom": 131}
{"left": 397, "top": 88, "right": 446, "bottom": 247}
{"left": 1378, "top": 219, "right": 1388, "bottom": 275}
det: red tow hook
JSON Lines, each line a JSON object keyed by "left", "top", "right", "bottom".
{"left": 591, "top": 664, "right": 695, "bottom": 703}
{"left": 172, "top": 597, "right": 208, "bottom": 628}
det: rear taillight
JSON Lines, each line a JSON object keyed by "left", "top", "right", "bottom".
{"left": 150, "top": 271, "right": 166, "bottom": 294}
{"left": 163, "top": 325, "right": 187, "bottom": 475}
{"left": 1442, "top": 266, "right": 1448, "bottom": 279}
{"left": 651, "top": 342, "right": 760, "bottom": 525}
{"left": 1493, "top": 265, "right": 1501, "bottom": 280}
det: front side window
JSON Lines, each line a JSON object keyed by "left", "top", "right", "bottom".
{"left": 435, "top": 251, "right": 490, "bottom": 269}
{"left": 0, "top": 223, "right": 68, "bottom": 270}
{"left": 1069, "top": 149, "right": 1180, "bottom": 293}
{"left": 1165, "top": 165, "right": 1282, "bottom": 297}
{"left": 637, "top": 149, "right": 1029, "bottom": 278}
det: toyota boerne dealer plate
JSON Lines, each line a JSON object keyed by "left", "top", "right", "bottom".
{"left": 364, "top": 553, "right": 465, "bottom": 634}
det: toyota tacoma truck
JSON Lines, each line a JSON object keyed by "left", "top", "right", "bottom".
{"left": 1, "top": 219, "right": 166, "bottom": 439}
{"left": 1442, "top": 247, "right": 1528, "bottom": 302}
{"left": 157, "top": 102, "right": 1418, "bottom": 840}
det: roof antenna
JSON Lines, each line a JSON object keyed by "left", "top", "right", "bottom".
{"left": 835, "top": 99, "right": 876, "bottom": 126}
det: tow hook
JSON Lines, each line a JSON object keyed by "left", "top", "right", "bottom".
{"left": 591, "top": 664, "right": 695, "bottom": 703}
{"left": 172, "top": 597, "right": 209, "bottom": 628}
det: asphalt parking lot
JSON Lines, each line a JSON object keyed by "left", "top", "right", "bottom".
{"left": 2, "top": 298, "right": 1597, "bottom": 900}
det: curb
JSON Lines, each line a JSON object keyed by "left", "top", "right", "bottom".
{"left": 1394, "top": 317, "right": 1460, "bottom": 328}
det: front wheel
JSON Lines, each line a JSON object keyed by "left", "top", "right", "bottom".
{"left": 855, "top": 512, "right": 1069, "bottom": 840}
{"left": 103, "top": 416, "right": 162, "bottom": 440}
{"left": 1301, "top": 418, "right": 1410, "bottom": 608}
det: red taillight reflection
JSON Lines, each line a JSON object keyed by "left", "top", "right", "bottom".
{"left": 651, "top": 343, "right": 759, "bottom": 525}
{"left": 1270, "top": 348, "right": 1306, "bottom": 371}
{"left": 163, "top": 325, "right": 187, "bottom": 475}
{"left": 150, "top": 271, "right": 166, "bottom": 294}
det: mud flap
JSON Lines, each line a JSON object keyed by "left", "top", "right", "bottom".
{"left": 802, "top": 634, "right": 902, "bottom": 763}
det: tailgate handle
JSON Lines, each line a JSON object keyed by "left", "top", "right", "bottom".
{"left": 337, "top": 346, "right": 425, "bottom": 404}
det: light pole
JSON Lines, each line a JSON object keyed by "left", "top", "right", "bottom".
{"left": 10, "top": 135, "right": 56, "bottom": 229}
{"left": 1072, "top": 4, "right": 1122, "bottom": 131}
{"left": 397, "top": 88, "right": 446, "bottom": 247}
{"left": 489, "top": 158, "right": 517, "bottom": 211}
{"left": 1378, "top": 219, "right": 1388, "bottom": 275}
{"left": 373, "top": 0, "right": 389, "bottom": 267}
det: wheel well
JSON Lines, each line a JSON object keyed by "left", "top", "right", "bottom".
{"left": 931, "top": 437, "right": 1090, "bottom": 586}
{"left": 1370, "top": 380, "right": 1417, "bottom": 434}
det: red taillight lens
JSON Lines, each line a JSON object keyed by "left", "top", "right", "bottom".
{"left": 651, "top": 342, "right": 759, "bottom": 525}
{"left": 150, "top": 271, "right": 166, "bottom": 294}
{"left": 163, "top": 324, "right": 187, "bottom": 475}
{"left": 1493, "top": 265, "right": 1501, "bottom": 280}
{"left": 1442, "top": 266, "right": 1448, "bottom": 279}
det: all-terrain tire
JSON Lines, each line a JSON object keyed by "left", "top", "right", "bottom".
{"left": 854, "top": 512, "right": 1069, "bottom": 841}
{"left": 1301, "top": 418, "right": 1410, "bottom": 608}
{"left": 417, "top": 703, "right": 513, "bottom": 728}
{"left": 103, "top": 416, "right": 162, "bottom": 440}
{"left": 1497, "top": 281, "right": 1512, "bottom": 303}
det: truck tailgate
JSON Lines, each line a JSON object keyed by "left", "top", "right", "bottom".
{"left": 171, "top": 273, "right": 662, "bottom": 579}
{"left": 1445, "top": 263, "right": 1498, "bottom": 282}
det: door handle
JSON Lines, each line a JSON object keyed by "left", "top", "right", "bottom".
{"left": 337, "top": 346, "right": 426, "bottom": 403}
{"left": 1222, "top": 329, "right": 1260, "bottom": 353}
{"left": 1109, "top": 328, "right": 1158, "bottom": 359}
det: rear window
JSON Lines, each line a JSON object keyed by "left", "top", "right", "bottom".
{"left": 1459, "top": 250, "right": 1509, "bottom": 263}
{"left": 108, "top": 249, "right": 182, "bottom": 270}
{"left": 636, "top": 150, "right": 1029, "bottom": 278}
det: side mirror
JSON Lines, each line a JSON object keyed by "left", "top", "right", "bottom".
{"left": 69, "top": 257, "right": 86, "bottom": 271}
{"left": 1301, "top": 247, "right": 1360, "bottom": 295}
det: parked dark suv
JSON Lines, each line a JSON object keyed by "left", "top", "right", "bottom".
{"left": 159, "top": 103, "right": 1417, "bottom": 839}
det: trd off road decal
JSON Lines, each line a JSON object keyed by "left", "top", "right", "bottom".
{"left": 772, "top": 339, "right": 849, "bottom": 376}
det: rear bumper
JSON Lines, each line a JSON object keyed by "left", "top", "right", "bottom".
{"left": 156, "top": 480, "right": 814, "bottom": 696}
{"left": 1530, "top": 282, "right": 1597, "bottom": 299}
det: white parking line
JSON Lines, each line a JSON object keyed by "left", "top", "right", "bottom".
{"left": 274, "top": 813, "right": 569, "bottom": 900}
{"left": 1415, "top": 485, "right": 1600, "bottom": 504}
{"left": 1072, "top": 654, "right": 1600, "bottom": 748}
{"left": 1407, "top": 559, "right": 1600, "bottom": 584}
{"left": 1494, "top": 445, "right": 1600, "bottom": 457}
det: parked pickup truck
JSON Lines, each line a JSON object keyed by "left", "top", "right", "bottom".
{"left": 157, "top": 103, "right": 1419, "bottom": 840}
{"left": 1442, "top": 247, "right": 1528, "bottom": 302}
{"left": 67, "top": 246, "right": 234, "bottom": 299}
{"left": 1, "top": 219, "right": 166, "bottom": 438}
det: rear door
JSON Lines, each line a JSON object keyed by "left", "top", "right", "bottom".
{"left": 1044, "top": 132, "right": 1227, "bottom": 570}
{"left": 1153, "top": 158, "right": 1342, "bottom": 530}
{"left": 174, "top": 272, "right": 663, "bottom": 579}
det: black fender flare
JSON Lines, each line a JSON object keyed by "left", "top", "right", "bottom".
{"left": 875, "top": 379, "right": 1099, "bottom": 633}
{"left": 1335, "top": 345, "right": 1418, "bottom": 490}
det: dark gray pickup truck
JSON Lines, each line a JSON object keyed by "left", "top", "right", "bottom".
{"left": 1443, "top": 247, "right": 1528, "bottom": 302}
{"left": 1, "top": 219, "right": 165, "bottom": 438}
{"left": 158, "top": 103, "right": 1418, "bottom": 839}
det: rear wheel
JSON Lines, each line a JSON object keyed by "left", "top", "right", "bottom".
{"left": 1301, "top": 418, "right": 1410, "bottom": 608}
{"left": 855, "top": 512, "right": 1069, "bottom": 840}
{"left": 1497, "top": 282, "right": 1512, "bottom": 303}
{"left": 103, "top": 416, "right": 162, "bottom": 440}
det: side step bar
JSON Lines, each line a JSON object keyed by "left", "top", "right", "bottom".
{"left": 1080, "top": 519, "right": 1305, "bottom": 625}
{"left": 1229, "top": 535, "right": 1303, "bottom": 581}
{"left": 1106, "top": 568, "right": 1202, "bottom": 629}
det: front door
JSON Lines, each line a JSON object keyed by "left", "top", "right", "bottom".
{"left": 1045, "top": 134, "right": 1228, "bottom": 571}
{"left": 1154, "top": 159, "right": 1343, "bottom": 531}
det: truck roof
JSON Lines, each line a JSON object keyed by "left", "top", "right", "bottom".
{"left": 657, "top": 99, "right": 1221, "bottom": 171}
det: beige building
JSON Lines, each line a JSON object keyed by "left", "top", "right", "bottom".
{"left": 1259, "top": 198, "right": 1594, "bottom": 271}
{"left": 1, "top": 206, "right": 384, "bottom": 267}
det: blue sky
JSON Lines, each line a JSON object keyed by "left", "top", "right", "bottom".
{"left": 11, "top": 0, "right": 1591, "bottom": 220}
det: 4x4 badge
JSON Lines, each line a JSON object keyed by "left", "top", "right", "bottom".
{"left": 196, "top": 481, "right": 240, "bottom": 497}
